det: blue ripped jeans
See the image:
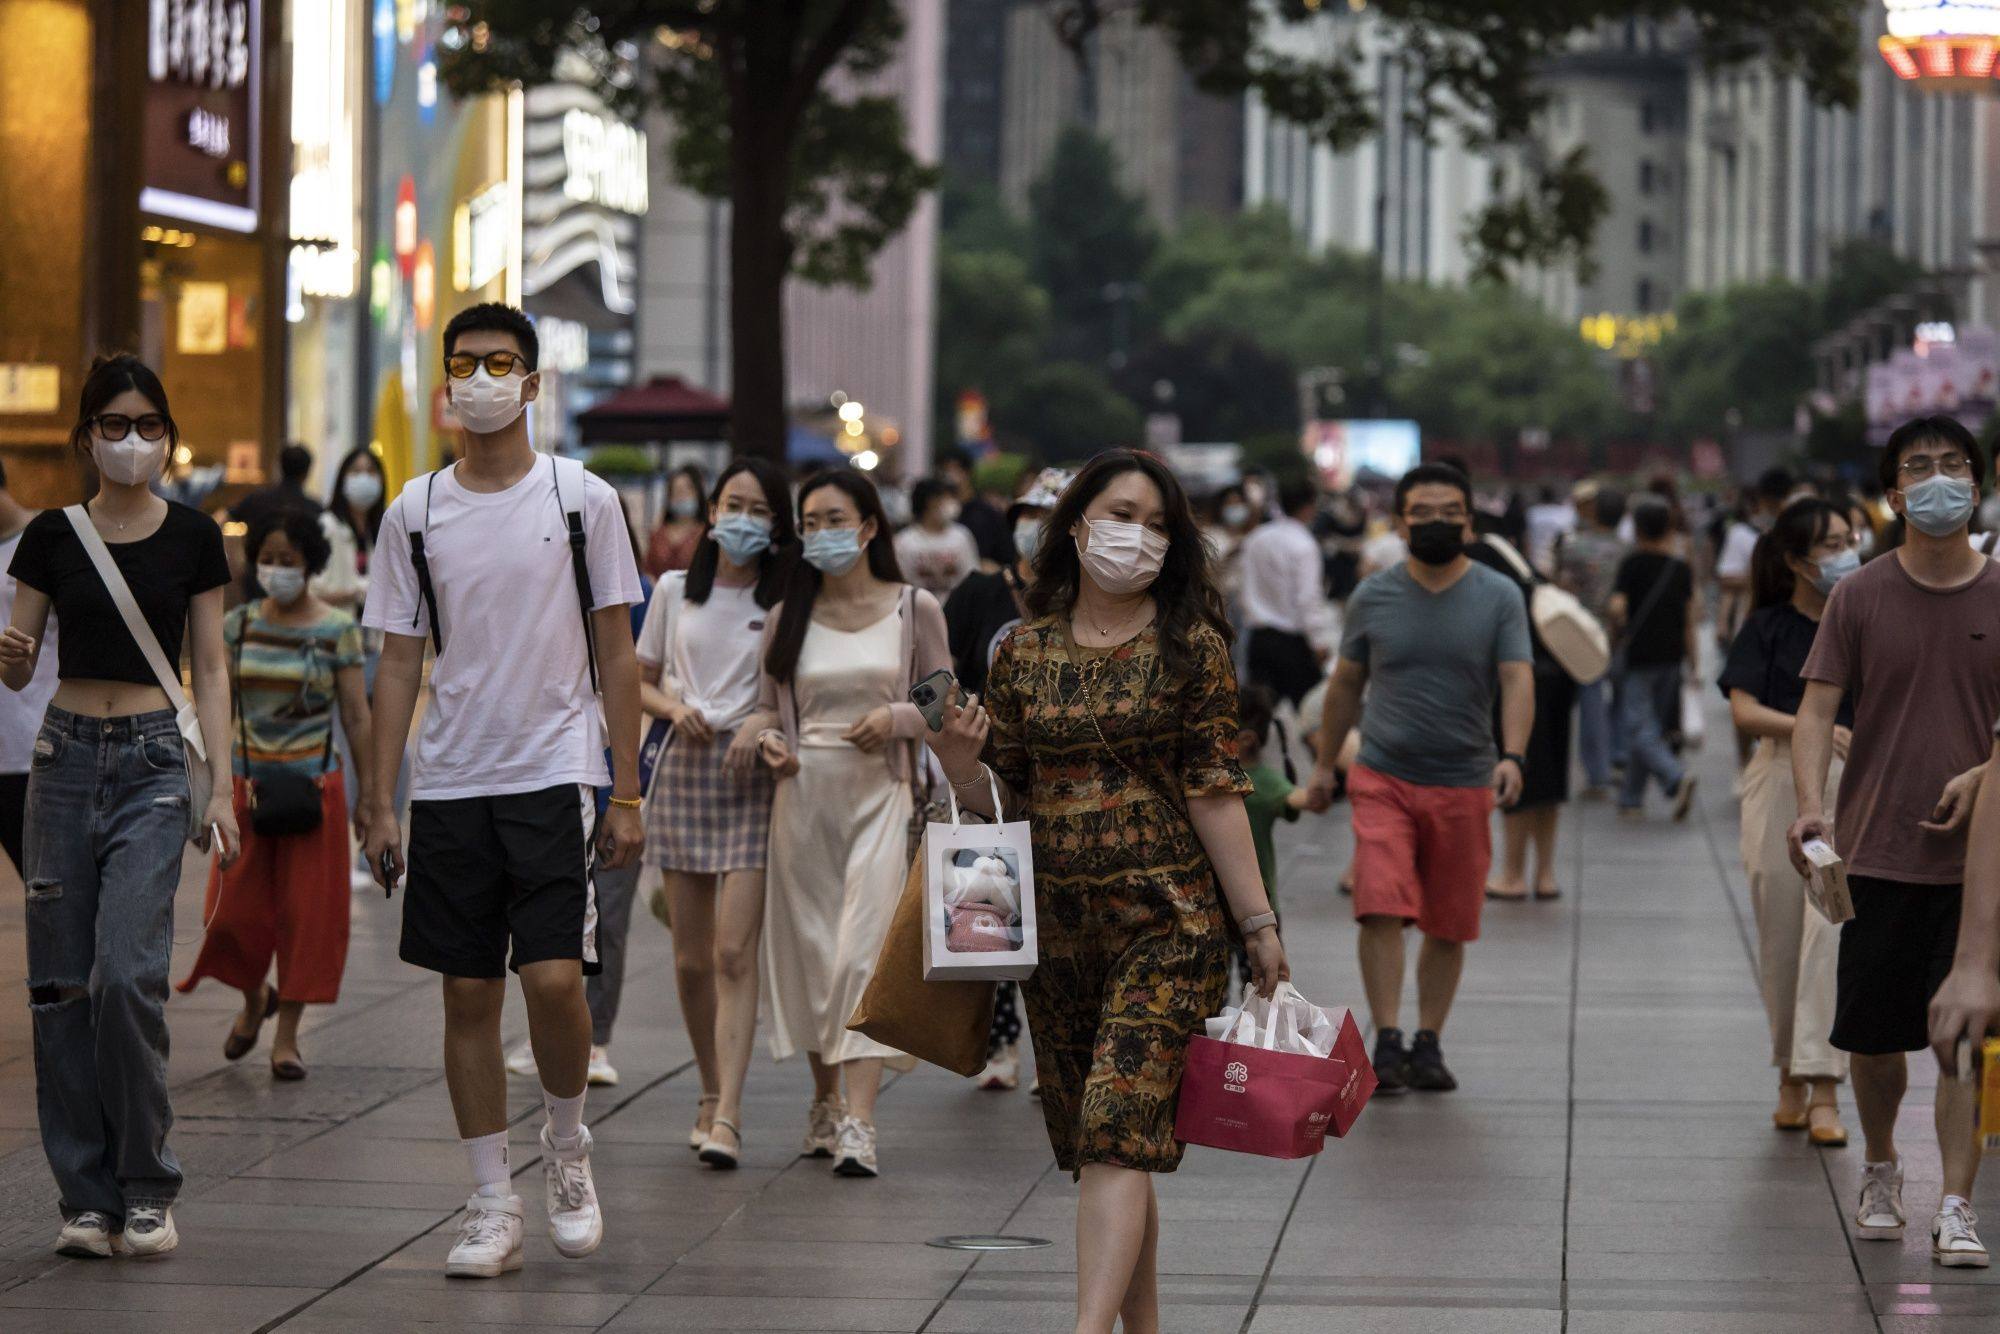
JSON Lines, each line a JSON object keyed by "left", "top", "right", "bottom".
{"left": 24, "top": 706, "right": 190, "bottom": 1220}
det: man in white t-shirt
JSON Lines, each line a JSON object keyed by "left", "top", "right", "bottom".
{"left": 1716, "top": 467, "right": 1793, "bottom": 647}
{"left": 0, "top": 461, "right": 56, "bottom": 875}
{"left": 1239, "top": 476, "right": 1332, "bottom": 705}
{"left": 362, "top": 304, "right": 644, "bottom": 1281}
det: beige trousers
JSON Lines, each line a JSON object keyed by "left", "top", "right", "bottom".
{"left": 1740, "top": 738, "right": 1847, "bottom": 1081}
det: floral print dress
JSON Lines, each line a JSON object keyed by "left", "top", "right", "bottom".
{"left": 983, "top": 615, "right": 1250, "bottom": 1175}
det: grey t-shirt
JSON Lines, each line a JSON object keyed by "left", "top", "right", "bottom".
{"left": 1341, "top": 561, "right": 1534, "bottom": 788}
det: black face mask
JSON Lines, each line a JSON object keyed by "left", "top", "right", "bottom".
{"left": 1407, "top": 521, "right": 1464, "bottom": 566}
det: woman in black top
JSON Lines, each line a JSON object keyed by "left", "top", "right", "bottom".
{"left": 0, "top": 355, "right": 237, "bottom": 1260}
{"left": 1718, "top": 497, "right": 1857, "bottom": 1148}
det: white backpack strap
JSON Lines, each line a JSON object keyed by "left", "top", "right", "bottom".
{"left": 62, "top": 505, "right": 206, "bottom": 761}
{"left": 1480, "top": 533, "right": 1536, "bottom": 584}
{"left": 550, "top": 455, "right": 600, "bottom": 691}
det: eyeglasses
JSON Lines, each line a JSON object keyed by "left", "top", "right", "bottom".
{"left": 1404, "top": 506, "right": 1468, "bottom": 524}
{"left": 93, "top": 413, "right": 171, "bottom": 442}
{"left": 443, "top": 351, "right": 527, "bottom": 380}
{"left": 1897, "top": 452, "right": 1973, "bottom": 482}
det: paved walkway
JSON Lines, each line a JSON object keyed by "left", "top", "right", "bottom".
{"left": 0, "top": 700, "right": 1996, "bottom": 1332}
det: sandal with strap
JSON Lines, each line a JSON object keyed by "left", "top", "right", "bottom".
{"left": 224, "top": 986, "right": 277, "bottom": 1062}
{"left": 699, "top": 1118, "right": 742, "bottom": 1171}
{"left": 690, "top": 1094, "right": 721, "bottom": 1151}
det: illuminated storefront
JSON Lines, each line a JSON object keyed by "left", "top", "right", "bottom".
{"left": 287, "top": 0, "right": 365, "bottom": 468}
{"left": 1880, "top": 1, "right": 2000, "bottom": 82}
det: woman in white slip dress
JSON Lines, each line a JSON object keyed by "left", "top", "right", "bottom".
{"left": 750, "top": 470, "right": 949, "bottom": 1179}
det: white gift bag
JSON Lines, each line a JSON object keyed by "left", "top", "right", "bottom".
{"left": 922, "top": 769, "right": 1038, "bottom": 982}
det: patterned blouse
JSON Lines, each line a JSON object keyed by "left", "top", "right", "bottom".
{"left": 225, "top": 604, "right": 362, "bottom": 779}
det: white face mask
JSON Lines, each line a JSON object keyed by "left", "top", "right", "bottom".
{"left": 342, "top": 471, "right": 383, "bottom": 510}
{"left": 1077, "top": 517, "right": 1169, "bottom": 596}
{"left": 451, "top": 366, "right": 528, "bottom": 434}
{"left": 96, "top": 433, "right": 166, "bottom": 486}
{"left": 258, "top": 564, "right": 307, "bottom": 604}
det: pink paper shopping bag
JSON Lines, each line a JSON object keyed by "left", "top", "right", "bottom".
{"left": 1174, "top": 998, "right": 1376, "bottom": 1159}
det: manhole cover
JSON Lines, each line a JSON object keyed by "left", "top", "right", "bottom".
{"left": 926, "top": 1234, "right": 1053, "bottom": 1251}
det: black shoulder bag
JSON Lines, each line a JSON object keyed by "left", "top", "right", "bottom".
{"left": 232, "top": 621, "right": 335, "bottom": 837}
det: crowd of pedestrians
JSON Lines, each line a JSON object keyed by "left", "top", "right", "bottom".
{"left": 15, "top": 313, "right": 2000, "bottom": 1328}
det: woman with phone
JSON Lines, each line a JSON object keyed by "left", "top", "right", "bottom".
{"left": 923, "top": 450, "right": 1287, "bottom": 1334}
{"left": 632, "top": 458, "right": 794, "bottom": 1165}
{"left": 747, "top": 470, "right": 948, "bottom": 1179}
{"left": 0, "top": 354, "right": 239, "bottom": 1260}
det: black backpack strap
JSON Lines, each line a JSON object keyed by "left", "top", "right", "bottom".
{"left": 551, "top": 456, "right": 599, "bottom": 692}
{"left": 407, "top": 471, "right": 444, "bottom": 655}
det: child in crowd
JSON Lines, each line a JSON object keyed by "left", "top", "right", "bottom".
{"left": 1235, "top": 685, "right": 1317, "bottom": 991}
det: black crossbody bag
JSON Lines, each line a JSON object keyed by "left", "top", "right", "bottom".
{"left": 232, "top": 623, "right": 335, "bottom": 837}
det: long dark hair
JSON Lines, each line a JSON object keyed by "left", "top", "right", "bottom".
{"left": 765, "top": 470, "right": 903, "bottom": 684}
{"left": 665, "top": 464, "right": 707, "bottom": 521}
{"left": 1751, "top": 497, "right": 1843, "bottom": 612}
{"left": 70, "top": 353, "right": 178, "bottom": 460}
{"left": 685, "top": 456, "right": 795, "bottom": 609}
{"left": 1024, "top": 449, "right": 1231, "bottom": 683}
{"left": 328, "top": 445, "right": 386, "bottom": 547}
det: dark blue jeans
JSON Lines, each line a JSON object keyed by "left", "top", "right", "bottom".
{"left": 25, "top": 706, "right": 189, "bottom": 1220}
{"left": 1618, "top": 663, "right": 1686, "bottom": 810}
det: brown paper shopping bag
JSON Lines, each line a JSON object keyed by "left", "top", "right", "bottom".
{"left": 848, "top": 852, "right": 995, "bottom": 1077}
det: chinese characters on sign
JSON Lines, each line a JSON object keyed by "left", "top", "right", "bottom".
{"left": 149, "top": 0, "right": 252, "bottom": 90}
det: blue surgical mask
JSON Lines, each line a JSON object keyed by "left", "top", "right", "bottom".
{"left": 713, "top": 513, "right": 772, "bottom": 564}
{"left": 1902, "top": 474, "right": 1978, "bottom": 537}
{"left": 1811, "top": 547, "right": 1860, "bottom": 595}
{"left": 802, "top": 527, "right": 864, "bottom": 575}
{"left": 1012, "top": 519, "right": 1042, "bottom": 562}
{"left": 258, "top": 564, "right": 307, "bottom": 604}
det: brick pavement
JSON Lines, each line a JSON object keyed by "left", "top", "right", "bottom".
{"left": 0, "top": 699, "right": 1996, "bottom": 1331}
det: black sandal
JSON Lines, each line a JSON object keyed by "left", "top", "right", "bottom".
{"left": 224, "top": 987, "right": 276, "bottom": 1061}
{"left": 270, "top": 1056, "right": 308, "bottom": 1081}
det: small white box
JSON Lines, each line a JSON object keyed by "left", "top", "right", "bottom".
{"left": 1802, "top": 838, "right": 1854, "bottom": 925}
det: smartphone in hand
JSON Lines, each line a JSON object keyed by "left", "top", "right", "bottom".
{"left": 909, "top": 668, "right": 965, "bottom": 733}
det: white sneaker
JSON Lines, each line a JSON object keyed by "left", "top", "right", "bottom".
{"left": 802, "top": 1097, "right": 843, "bottom": 1159}
{"left": 587, "top": 1045, "right": 619, "bottom": 1087}
{"left": 1933, "top": 1198, "right": 1990, "bottom": 1268}
{"left": 540, "top": 1125, "right": 603, "bottom": 1258}
{"left": 55, "top": 1211, "right": 120, "bottom": 1259}
{"left": 976, "top": 1045, "right": 1020, "bottom": 1091}
{"left": 446, "top": 1193, "right": 525, "bottom": 1278}
{"left": 831, "top": 1116, "right": 879, "bottom": 1179}
{"left": 504, "top": 1041, "right": 537, "bottom": 1078}
{"left": 1855, "top": 1160, "right": 1906, "bottom": 1240}
{"left": 122, "top": 1206, "right": 177, "bottom": 1258}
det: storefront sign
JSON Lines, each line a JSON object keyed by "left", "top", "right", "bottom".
{"left": 1886, "top": 1, "right": 2000, "bottom": 39}
{"left": 289, "top": 0, "right": 359, "bottom": 299}
{"left": 562, "top": 110, "right": 649, "bottom": 215}
{"left": 142, "top": 0, "right": 261, "bottom": 232}
{"left": 537, "top": 316, "right": 591, "bottom": 374}
{"left": 523, "top": 84, "right": 644, "bottom": 316}
{"left": 0, "top": 364, "right": 61, "bottom": 415}
{"left": 178, "top": 281, "right": 230, "bottom": 354}
{"left": 452, "top": 182, "right": 511, "bottom": 292}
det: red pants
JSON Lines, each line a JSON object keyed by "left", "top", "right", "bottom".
{"left": 1348, "top": 763, "right": 1495, "bottom": 944}
{"left": 176, "top": 772, "right": 352, "bottom": 1004}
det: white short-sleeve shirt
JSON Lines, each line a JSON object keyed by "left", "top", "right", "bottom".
{"left": 363, "top": 457, "right": 643, "bottom": 800}
{"left": 634, "top": 571, "right": 767, "bottom": 733}
{"left": 0, "top": 527, "right": 58, "bottom": 772}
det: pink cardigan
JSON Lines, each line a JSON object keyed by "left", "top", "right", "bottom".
{"left": 748, "top": 584, "right": 950, "bottom": 786}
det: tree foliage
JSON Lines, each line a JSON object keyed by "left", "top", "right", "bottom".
{"left": 1034, "top": 0, "right": 1858, "bottom": 274}
{"left": 1027, "top": 127, "right": 1157, "bottom": 366}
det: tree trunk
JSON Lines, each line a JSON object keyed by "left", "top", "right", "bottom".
{"left": 727, "top": 96, "right": 792, "bottom": 462}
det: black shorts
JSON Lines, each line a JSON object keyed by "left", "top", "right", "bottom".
{"left": 399, "top": 784, "right": 601, "bottom": 979}
{"left": 1829, "top": 875, "right": 1961, "bottom": 1056}
{"left": 1247, "top": 627, "right": 1322, "bottom": 708}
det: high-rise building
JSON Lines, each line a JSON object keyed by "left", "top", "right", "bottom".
{"left": 943, "top": 0, "right": 1014, "bottom": 188}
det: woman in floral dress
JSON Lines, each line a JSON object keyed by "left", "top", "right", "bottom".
{"left": 926, "top": 450, "right": 1290, "bottom": 1334}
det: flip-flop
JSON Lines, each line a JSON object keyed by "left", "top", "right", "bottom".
{"left": 270, "top": 1056, "right": 308, "bottom": 1081}
{"left": 1534, "top": 886, "right": 1563, "bottom": 901}
{"left": 224, "top": 987, "right": 277, "bottom": 1061}
{"left": 1485, "top": 886, "right": 1529, "bottom": 902}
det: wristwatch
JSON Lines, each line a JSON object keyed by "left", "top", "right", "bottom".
{"left": 1238, "top": 911, "right": 1278, "bottom": 936}
{"left": 1502, "top": 752, "right": 1527, "bottom": 769}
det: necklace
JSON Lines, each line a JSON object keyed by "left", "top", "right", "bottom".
{"left": 90, "top": 500, "right": 135, "bottom": 532}
{"left": 1078, "top": 598, "right": 1147, "bottom": 643}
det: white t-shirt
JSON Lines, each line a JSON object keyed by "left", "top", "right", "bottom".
{"left": 0, "top": 528, "right": 58, "bottom": 772}
{"left": 363, "top": 458, "right": 642, "bottom": 800}
{"left": 1716, "top": 520, "right": 1760, "bottom": 580}
{"left": 1238, "top": 516, "right": 1327, "bottom": 637}
{"left": 894, "top": 523, "right": 980, "bottom": 598}
{"left": 634, "top": 571, "right": 767, "bottom": 733}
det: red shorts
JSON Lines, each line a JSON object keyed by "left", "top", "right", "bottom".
{"left": 1348, "top": 763, "right": 1495, "bottom": 944}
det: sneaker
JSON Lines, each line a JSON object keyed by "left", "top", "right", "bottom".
{"left": 446, "top": 1193, "right": 525, "bottom": 1278}
{"left": 55, "top": 1211, "right": 120, "bottom": 1259}
{"left": 540, "top": 1125, "right": 603, "bottom": 1258}
{"left": 122, "top": 1206, "right": 177, "bottom": 1258}
{"left": 1672, "top": 775, "right": 1698, "bottom": 822}
{"left": 587, "top": 1045, "right": 619, "bottom": 1088}
{"left": 1933, "top": 1198, "right": 1990, "bottom": 1268}
{"left": 831, "top": 1116, "right": 879, "bottom": 1178}
{"left": 802, "top": 1097, "right": 843, "bottom": 1158}
{"left": 1372, "top": 1027, "right": 1411, "bottom": 1094}
{"left": 1855, "top": 1160, "right": 1906, "bottom": 1241}
{"left": 504, "top": 1041, "right": 536, "bottom": 1078}
{"left": 1406, "top": 1030, "right": 1458, "bottom": 1092}
{"left": 1029, "top": 1073, "right": 1041, "bottom": 1099}
{"left": 977, "top": 1045, "right": 1020, "bottom": 1091}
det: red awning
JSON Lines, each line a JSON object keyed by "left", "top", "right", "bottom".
{"left": 577, "top": 376, "right": 731, "bottom": 444}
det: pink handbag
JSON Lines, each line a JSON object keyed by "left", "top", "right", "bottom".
{"left": 1174, "top": 1000, "right": 1376, "bottom": 1159}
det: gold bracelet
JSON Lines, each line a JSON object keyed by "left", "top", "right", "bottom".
{"left": 607, "top": 795, "right": 643, "bottom": 810}
{"left": 948, "top": 765, "right": 990, "bottom": 789}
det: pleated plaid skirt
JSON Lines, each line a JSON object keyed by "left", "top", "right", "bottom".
{"left": 644, "top": 728, "right": 775, "bottom": 874}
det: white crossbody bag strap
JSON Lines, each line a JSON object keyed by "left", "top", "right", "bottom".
{"left": 62, "top": 505, "right": 207, "bottom": 762}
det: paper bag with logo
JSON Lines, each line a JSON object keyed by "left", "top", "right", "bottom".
{"left": 925, "top": 770, "right": 1038, "bottom": 981}
{"left": 847, "top": 851, "right": 996, "bottom": 1077}
{"left": 1174, "top": 984, "right": 1376, "bottom": 1158}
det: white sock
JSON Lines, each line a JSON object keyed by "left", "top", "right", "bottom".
{"left": 1944, "top": 1194, "right": 1972, "bottom": 1213}
{"left": 463, "top": 1130, "right": 510, "bottom": 1197}
{"left": 544, "top": 1087, "right": 586, "bottom": 1146}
